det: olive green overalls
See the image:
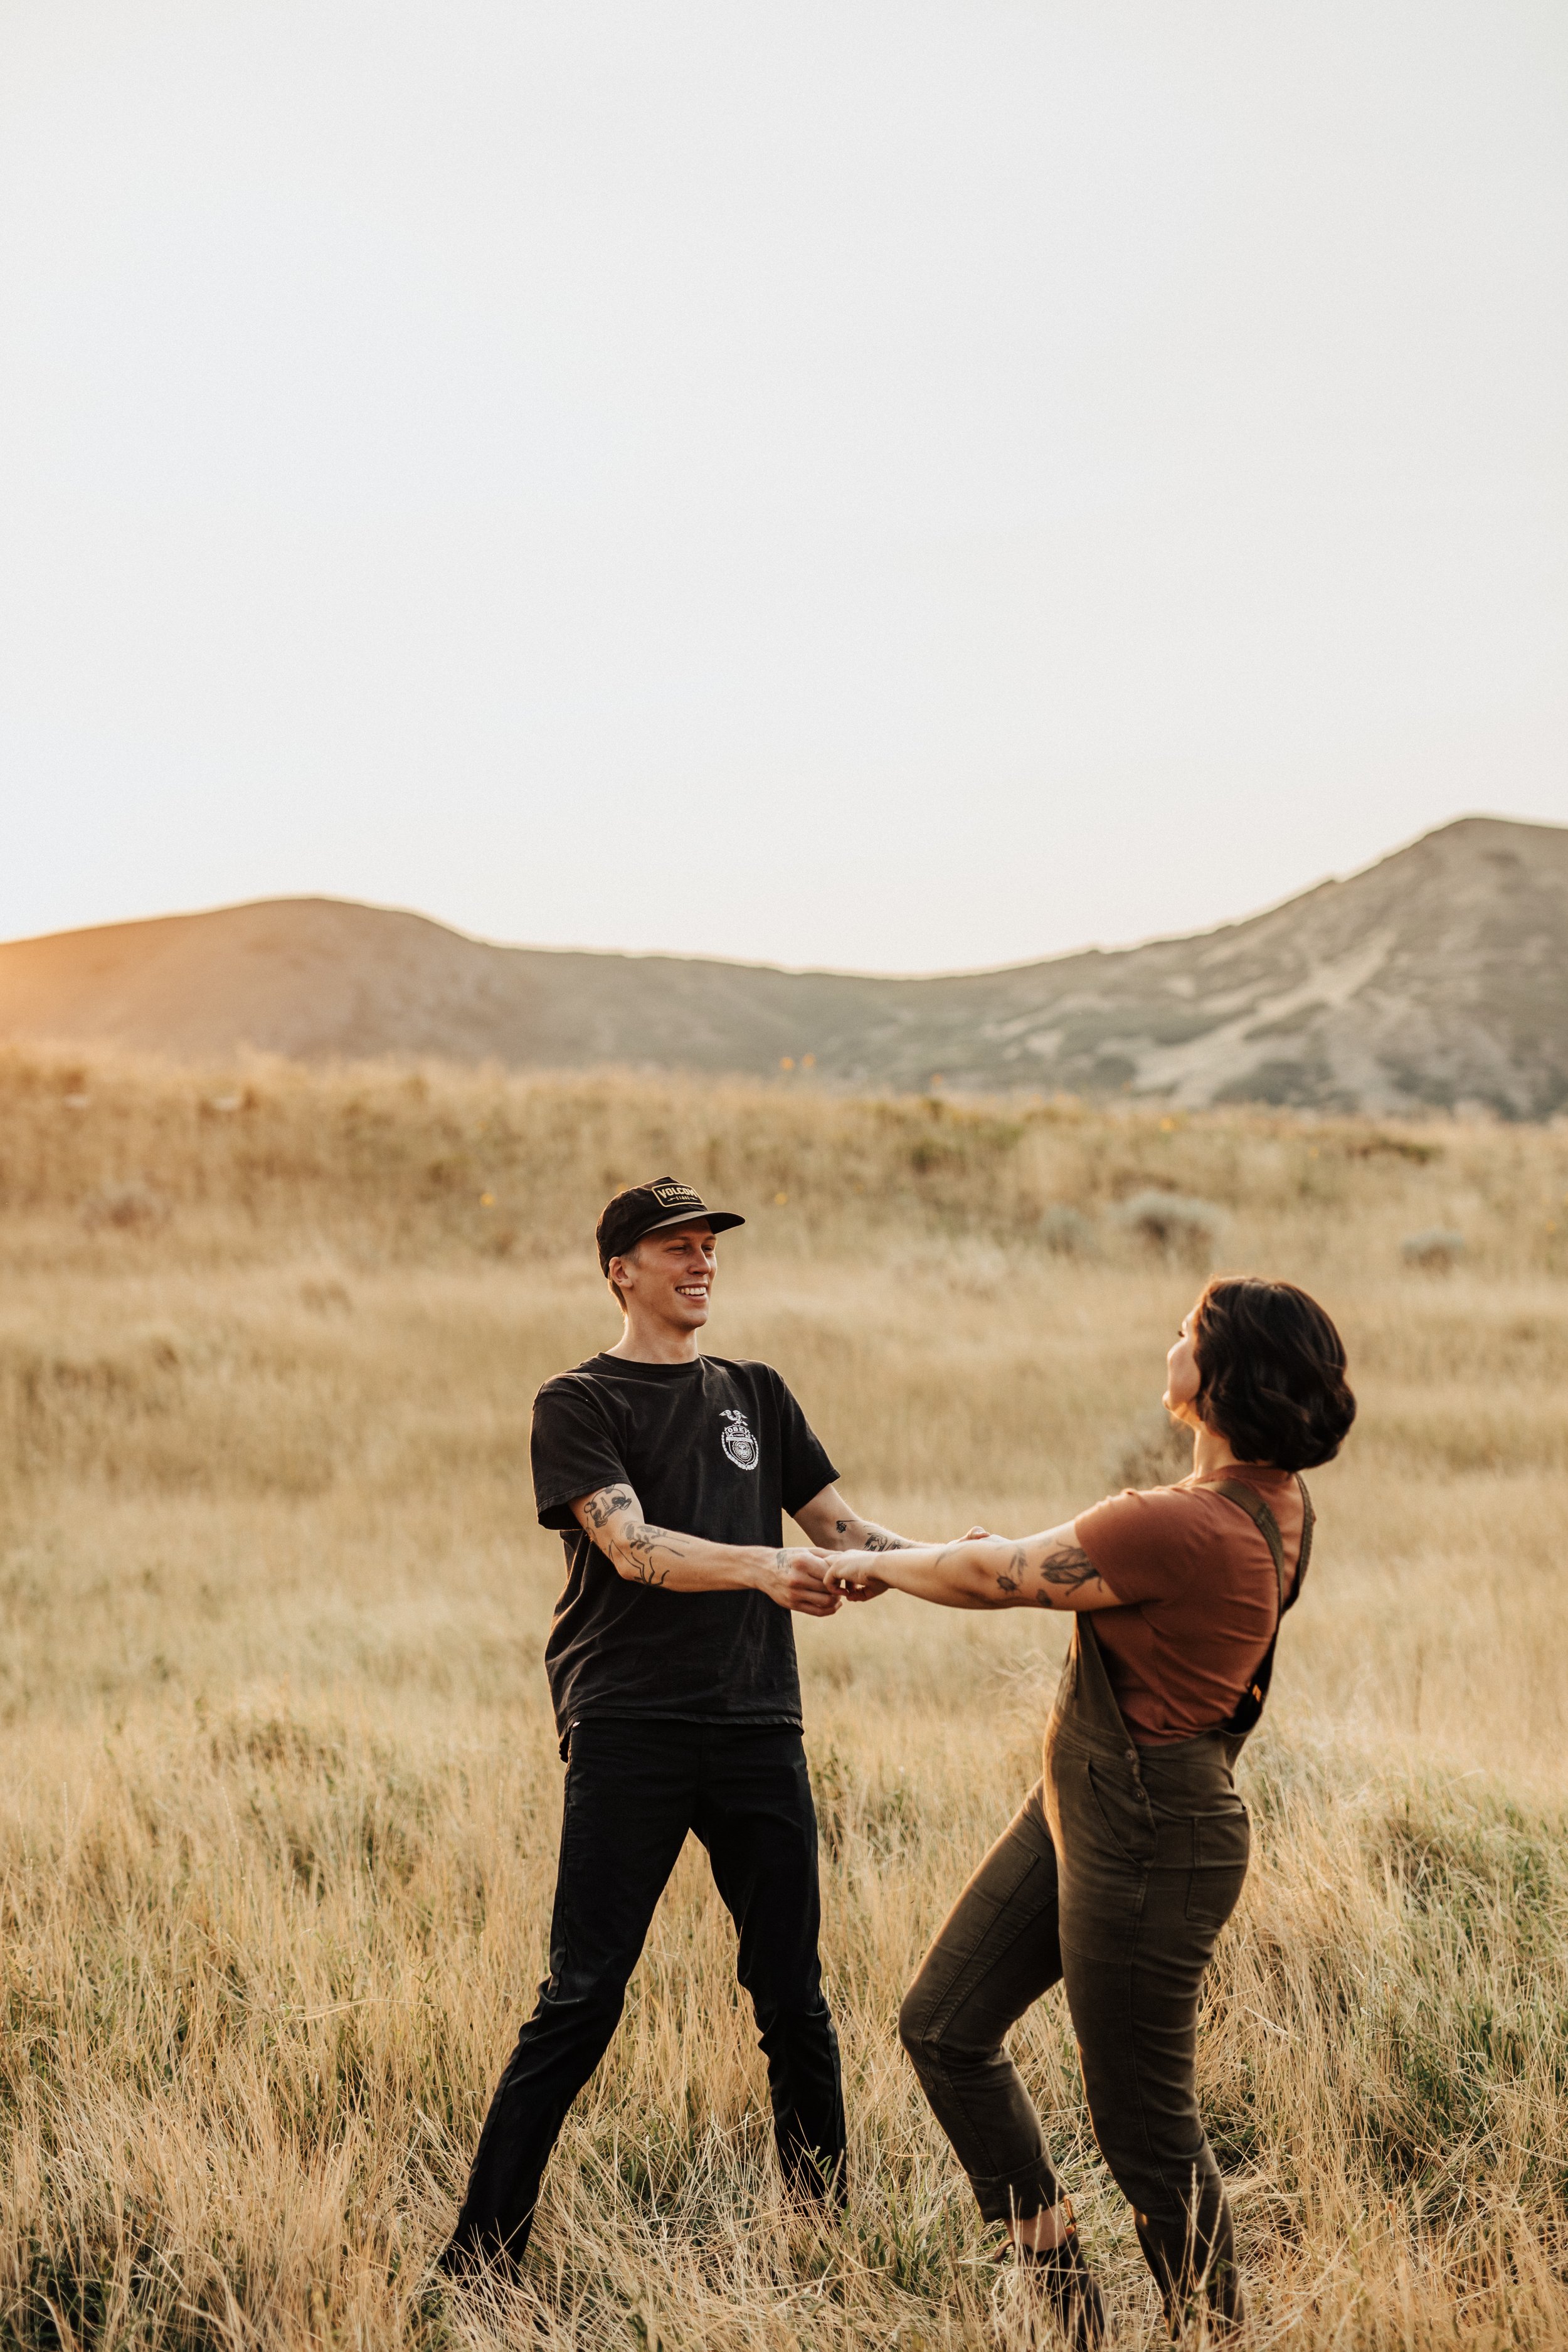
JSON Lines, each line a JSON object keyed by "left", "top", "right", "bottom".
{"left": 900, "top": 1478, "right": 1313, "bottom": 2333}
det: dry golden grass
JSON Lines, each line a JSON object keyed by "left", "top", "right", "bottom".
{"left": 1, "top": 1048, "right": 1567, "bottom": 2349}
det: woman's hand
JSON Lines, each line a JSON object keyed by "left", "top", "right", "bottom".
{"left": 827, "top": 1550, "right": 887, "bottom": 1596}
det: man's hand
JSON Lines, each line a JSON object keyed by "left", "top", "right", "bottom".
{"left": 754, "top": 1548, "right": 842, "bottom": 1617}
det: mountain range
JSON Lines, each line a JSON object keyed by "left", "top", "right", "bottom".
{"left": 2, "top": 815, "right": 1565, "bottom": 1116}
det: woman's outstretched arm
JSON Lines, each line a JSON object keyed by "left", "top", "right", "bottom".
{"left": 828, "top": 1522, "right": 1121, "bottom": 1612}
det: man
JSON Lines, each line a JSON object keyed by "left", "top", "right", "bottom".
{"left": 442, "top": 1177, "right": 912, "bottom": 2272}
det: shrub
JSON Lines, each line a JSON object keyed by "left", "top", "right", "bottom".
{"left": 80, "top": 1182, "right": 169, "bottom": 1234}
{"left": 1113, "top": 1187, "right": 1224, "bottom": 1266}
{"left": 1402, "top": 1227, "right": 1465, "bottom": 1273}
{"left": 1037, "top": 1204, "right": 1096, "bottom": 1257}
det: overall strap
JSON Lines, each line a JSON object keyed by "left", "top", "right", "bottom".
{"left": 1194, "top": 1474, "right": 1314, "bottom": 1739}
{"left": 1069, "top": 1613, "right": 1140, "bottom": 1755}
{"left": 1195, "top": 1477, "right": 1286, "bottom": 1607}
{"left": 1292, "top": 1477, "right": 1315, "bottom": 1602}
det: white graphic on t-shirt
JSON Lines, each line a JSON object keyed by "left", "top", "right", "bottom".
{"left": 719, "top": 1407, "right": 760, "bottom": 1471}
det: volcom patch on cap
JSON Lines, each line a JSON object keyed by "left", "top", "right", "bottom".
{"left": 651, "top": 1182, "right": 705, "bottom": 1210}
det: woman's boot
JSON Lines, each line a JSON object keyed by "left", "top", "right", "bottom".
{"left": 1134, "top": 2208, "right": 1244, "bottom": 2339}
{"left": 1002, "top": 2223, "right": 1108, "bottom": 2348}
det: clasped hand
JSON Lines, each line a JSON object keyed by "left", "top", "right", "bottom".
{"left": 771, "top": 1528, "right": 993, "bottom": 1612}
{"left": 763, "top": 1547, "right": 847, "bottom": 1616}
{"left": 827, "top": 1527, "right": 993, "bottom": 1600}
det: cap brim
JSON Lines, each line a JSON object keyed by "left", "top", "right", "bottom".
{"left": 639, "top": 1207, "right": 746, "bottom": 1240}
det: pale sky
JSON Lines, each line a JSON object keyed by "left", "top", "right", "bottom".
{"left": 2, "top": 0, "right": 1564, "bottom": 973}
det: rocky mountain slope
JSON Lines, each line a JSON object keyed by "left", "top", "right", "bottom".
{"left": 2, "top": 817, "right": 1565, "bottom": 1115}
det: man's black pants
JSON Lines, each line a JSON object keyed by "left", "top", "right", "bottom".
{"left": 445, "top": 1718, "right": 847, "bottom": 2264}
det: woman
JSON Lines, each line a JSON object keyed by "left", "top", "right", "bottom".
{"left": 833, "top": 1276, "right": 1355, "bottom": 2343}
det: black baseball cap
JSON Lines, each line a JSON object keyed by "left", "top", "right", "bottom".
{"left": 596, "top": 1177, "right": 746, "bottom": 1273}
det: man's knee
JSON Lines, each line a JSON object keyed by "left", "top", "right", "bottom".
{"left": 523, "top": 1961, "right": 633, "bottom": 2046}
{"left": 751, "top": 1984, "right": 837, "bottom": 2055}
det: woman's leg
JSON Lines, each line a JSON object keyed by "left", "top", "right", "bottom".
{"left": 898, "top": 1784, "right": 1069, "bottom": 2232}
{"left": 1057, "top": 1806, "right": 1249, "bottom": 2332}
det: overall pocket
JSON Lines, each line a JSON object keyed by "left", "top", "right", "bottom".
{"left": 1083, "top": 1758, "right": 1157, "bottom": 1867}
{"left": 1184, "top": 1801, "right": 1251, "bottom": 1928}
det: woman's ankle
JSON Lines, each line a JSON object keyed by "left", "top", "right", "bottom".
{"left": 1008, "top": 2196, "right": 1076, "bottom": 2254}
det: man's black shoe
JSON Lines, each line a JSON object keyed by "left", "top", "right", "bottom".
{"left": 435, "top": 2233, "right": 521, "bottom": 2287}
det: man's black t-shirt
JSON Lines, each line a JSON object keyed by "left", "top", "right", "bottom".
{"left": 532, "top": 1352, "right": 837, "bottom": 1740}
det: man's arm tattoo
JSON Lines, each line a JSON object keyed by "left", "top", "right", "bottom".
{"left": 818, "top": 1508, "right": 911, "bottom": 1554}
{"left": 584, "top": 1485, "right": 635, "bottom": 1530}
{"left": 609, "top": 1513, "right": 692, "bottom": 1589}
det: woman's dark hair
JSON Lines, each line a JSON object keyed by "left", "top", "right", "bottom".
{"left": 1192, "top": 1276, "right": 1355, "bottom": 1471}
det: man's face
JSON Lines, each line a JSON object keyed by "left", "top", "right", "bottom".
{"left": 613, "top": 1221, "right": 718, "bottom": 1330}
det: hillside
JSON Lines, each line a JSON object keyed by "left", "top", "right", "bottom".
{"left": 1, "top": 815, "right": 1565, "bottom": 1114}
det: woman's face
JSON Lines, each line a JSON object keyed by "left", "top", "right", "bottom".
{"left": 1163, "top": 1309, "right": 1203, "bottom": 1426}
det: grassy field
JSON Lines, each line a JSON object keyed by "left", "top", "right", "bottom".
{"left": 1, "top": 1049, "right": 1567, "bottom": 2349}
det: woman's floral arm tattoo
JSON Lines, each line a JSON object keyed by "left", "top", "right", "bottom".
{"left": 1031, "top": 1537, "right": 1099, "bottom": 1606}
{"left": 984, "top": 1524, "right": 1104, "bottom": 1608}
